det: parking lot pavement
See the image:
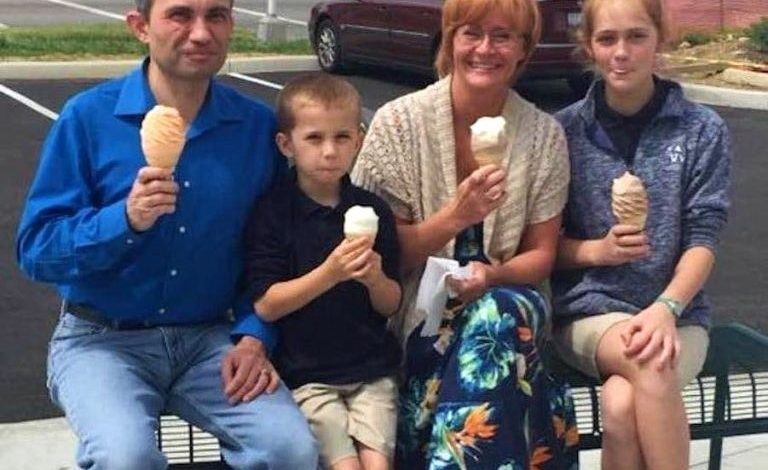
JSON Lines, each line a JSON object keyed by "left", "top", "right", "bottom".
{"left": 0, "top": 0, "right": 313, "bottom": 28}
{"left": 1, "top": 67, "right": 767, "bottom": 433}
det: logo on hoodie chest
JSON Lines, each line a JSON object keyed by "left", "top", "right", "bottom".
{"left": 665, "top": 143, "right": 686, "bottom": 164}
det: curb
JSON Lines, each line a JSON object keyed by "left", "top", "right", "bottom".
{"left": 0, "top": 55, "right": 320, "bottom": 80}
{"left": 721, "top": 68, "right": 768, "bottom": 90}
{"left": 225, "top": 55, "right": 319, "bottom": 75}
{"left": 679, "top": 81, "right": 768, "bottom": 111}
{"left": 0, "top": 55, "right": 766, "bottom": 111}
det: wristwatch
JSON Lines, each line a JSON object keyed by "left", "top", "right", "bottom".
{"left": 655, "top": 296, "right": 684, "bottom": 318}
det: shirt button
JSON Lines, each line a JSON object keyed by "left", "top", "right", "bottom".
{"left": 183, "top": 181, "right": 191, "bottom": 188}
{"left": 126, "top": 238, "right": 134, "bottom": 245}
{"left": 158, "top": 308, "right": 166, "bottom": 314}
{"left": 170, "top": 269, "right": 178, "bottom": 276}
{"left": 179, "top": 226, "right": 186, "bottom": 234}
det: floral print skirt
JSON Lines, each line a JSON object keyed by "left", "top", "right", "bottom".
{"left": 396, "top": 286, "right": 579, "bottom": 470}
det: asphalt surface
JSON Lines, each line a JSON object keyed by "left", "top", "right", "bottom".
{"left": 1, "top": 69, "right": 766, "bottom": 424}
{"left": 0, "top": 0, "right": 313, "bottom": 27}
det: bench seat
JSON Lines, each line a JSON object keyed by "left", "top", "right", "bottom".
{"left": 162, "top": 322, "right": 768, "bottom": 470}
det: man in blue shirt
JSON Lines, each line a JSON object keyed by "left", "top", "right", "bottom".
{"left": 15, "top": 1, "right": 318, "bottom": 468}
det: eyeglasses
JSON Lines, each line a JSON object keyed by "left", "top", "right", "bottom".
{"left": 455, "top": 25, "right": 522, "bottom": 49}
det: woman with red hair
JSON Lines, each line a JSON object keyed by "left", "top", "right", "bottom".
{"left": 353, "top": 0, "right": 580, "bottom": 468}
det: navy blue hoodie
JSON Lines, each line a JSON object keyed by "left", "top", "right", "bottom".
{"left": 552, "top": 79, "right": 731, "bottom": 328}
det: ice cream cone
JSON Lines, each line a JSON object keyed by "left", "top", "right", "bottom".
{"left": 470, "top": 116, "right": 507, "bottom": 166}
{"left": 611, "top": 171, "right": 648, "bottom": 229}
{"left": 344, "top": 205, "right": 379, "bottom": 241}
{"left": 474, "top": 148, "right": 505, "bottom": 167}
{"left": 141, "top": 105, "right": 187, "bottom": 170}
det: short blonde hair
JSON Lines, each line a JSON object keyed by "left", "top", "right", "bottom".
{"left": 276, "top": 73, "right": 361, "bottom": 133}
{"left": 434, "top": 0, "right": 541, "bottom": 81}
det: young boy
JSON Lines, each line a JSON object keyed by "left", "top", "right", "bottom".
{"left": 243, "top": 73, "right": 402, "bottom": 470}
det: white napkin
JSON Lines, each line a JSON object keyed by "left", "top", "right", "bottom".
{"left": 416, "top": 257, "right": 472, "bottom": 337}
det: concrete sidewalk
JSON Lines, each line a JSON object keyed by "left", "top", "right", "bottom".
{"left": 1, "top": 417, "right": 766, "bottom": 469}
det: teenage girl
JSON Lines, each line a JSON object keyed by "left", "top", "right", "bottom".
{"left": 551, "top": 1, "right": 731, "bottom": 469}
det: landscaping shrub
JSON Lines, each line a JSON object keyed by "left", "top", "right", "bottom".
{"left": 682, "top": 31, "right": 715, "bottom": 47}
{"left": 747, "top": 17, "right": 768, "bottom": 52}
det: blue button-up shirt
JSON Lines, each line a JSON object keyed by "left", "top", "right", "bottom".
{"left": 17, "top": 61, "right": 280, "bottom": 347}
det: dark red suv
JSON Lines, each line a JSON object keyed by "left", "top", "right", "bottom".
{"left": 308, "top": 0, "right": 589, "bottom": 93}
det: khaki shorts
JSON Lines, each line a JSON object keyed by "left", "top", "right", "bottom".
{"left": 553, "top": 312, "right": 709, "bottom": 388}
{"left": 292, "top": 376, "right": 398, "bottom": 467}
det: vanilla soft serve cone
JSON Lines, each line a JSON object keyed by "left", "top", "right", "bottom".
{"left": 611, "top": 171, "right": 648, "bottom": 229}
{"left": 344, "top": 206, "right": 379, "bottom": 241}
{"left": 140, "top": 105, "right": 187, "bottom": 170}
{"left": 470, "top": 116, "right": 507, "bottom": 166}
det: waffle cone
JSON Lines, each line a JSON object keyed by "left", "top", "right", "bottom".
{"left": 611, "top": 172, "right": 648, "bottom": 229}
{"left": 474, "top": 148, "right": 505, "bottom": 166}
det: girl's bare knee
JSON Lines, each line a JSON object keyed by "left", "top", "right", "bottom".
{"left": 331, "top": 456, "right": 363, "bottom": 470}
{"left": 633, "top": 364, "right": 679, "bottom": 399}
{"left": 600, "top": 375, "right": 637, "bottom": 439}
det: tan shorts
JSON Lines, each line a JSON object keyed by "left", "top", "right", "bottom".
{"left": 292, "top": 376, "right": 398, "bottom": 467}
{"left": 553, "top": 312, "right": 710, "bottom": 388}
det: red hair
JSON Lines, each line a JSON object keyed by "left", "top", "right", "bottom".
{"left": 434, "top": 0, "right": 541, "bottom": 82}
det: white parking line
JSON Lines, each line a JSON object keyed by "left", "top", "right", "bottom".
{"left": 232, "top": 7, "right": 307, "bottom": 27}
{"left": 228, "top": 72, "right": 375, "bottom": 124}
{"left": 43, "top": 0, "right": 125, "bottom": 21}
{"left": 1, "top": 72, "right": 361, "bottom": 125}
{"left": 0, "top": 84, "right": 59, "bottom": 121}
{"left": 228, "top": 72, "right": 285, "bottom": 90}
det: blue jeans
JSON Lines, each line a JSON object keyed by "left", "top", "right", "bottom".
{"left": 47, "top": 313, "right": 319, "bottom": 470}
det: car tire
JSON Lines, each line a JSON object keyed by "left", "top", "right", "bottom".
{"left": 315, "top": 20, "right": 344, "bottom": 73}
{"left": 567, "top": 72, "right": 594, "bottom": 98}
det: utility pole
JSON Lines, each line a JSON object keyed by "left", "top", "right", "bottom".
{"left": 257, "top": 0, "right": 287, "bottom": 42}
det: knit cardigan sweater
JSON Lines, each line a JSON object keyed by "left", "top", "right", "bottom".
{"left": 352, "top": 76, "right": 570, "bottom": 343}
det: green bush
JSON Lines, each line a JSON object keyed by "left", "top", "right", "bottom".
{"left": 0, "top": 24, "right": 311, "bottom": 59}
{"left": 682, "top": 31, "right": 715, "bottom": 47}
{"left": 747, "top": 17, "right": 768, "bottom": 52}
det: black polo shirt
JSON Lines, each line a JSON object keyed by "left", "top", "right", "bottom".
{"left": 244, "top": 173, "right": 401, "bottom": 389}
{"left": 595, "top": 76, "right": 672, "bottom": 167}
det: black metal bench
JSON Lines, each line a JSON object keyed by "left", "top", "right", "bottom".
{"left": 547, "top": 322, "right": 768, "bottom": 470}
{"left": 157, "top": 414, "right": 227, "bottom": 468}
{"left": 162, "top": 322, "right": 768, "bottom": 469}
